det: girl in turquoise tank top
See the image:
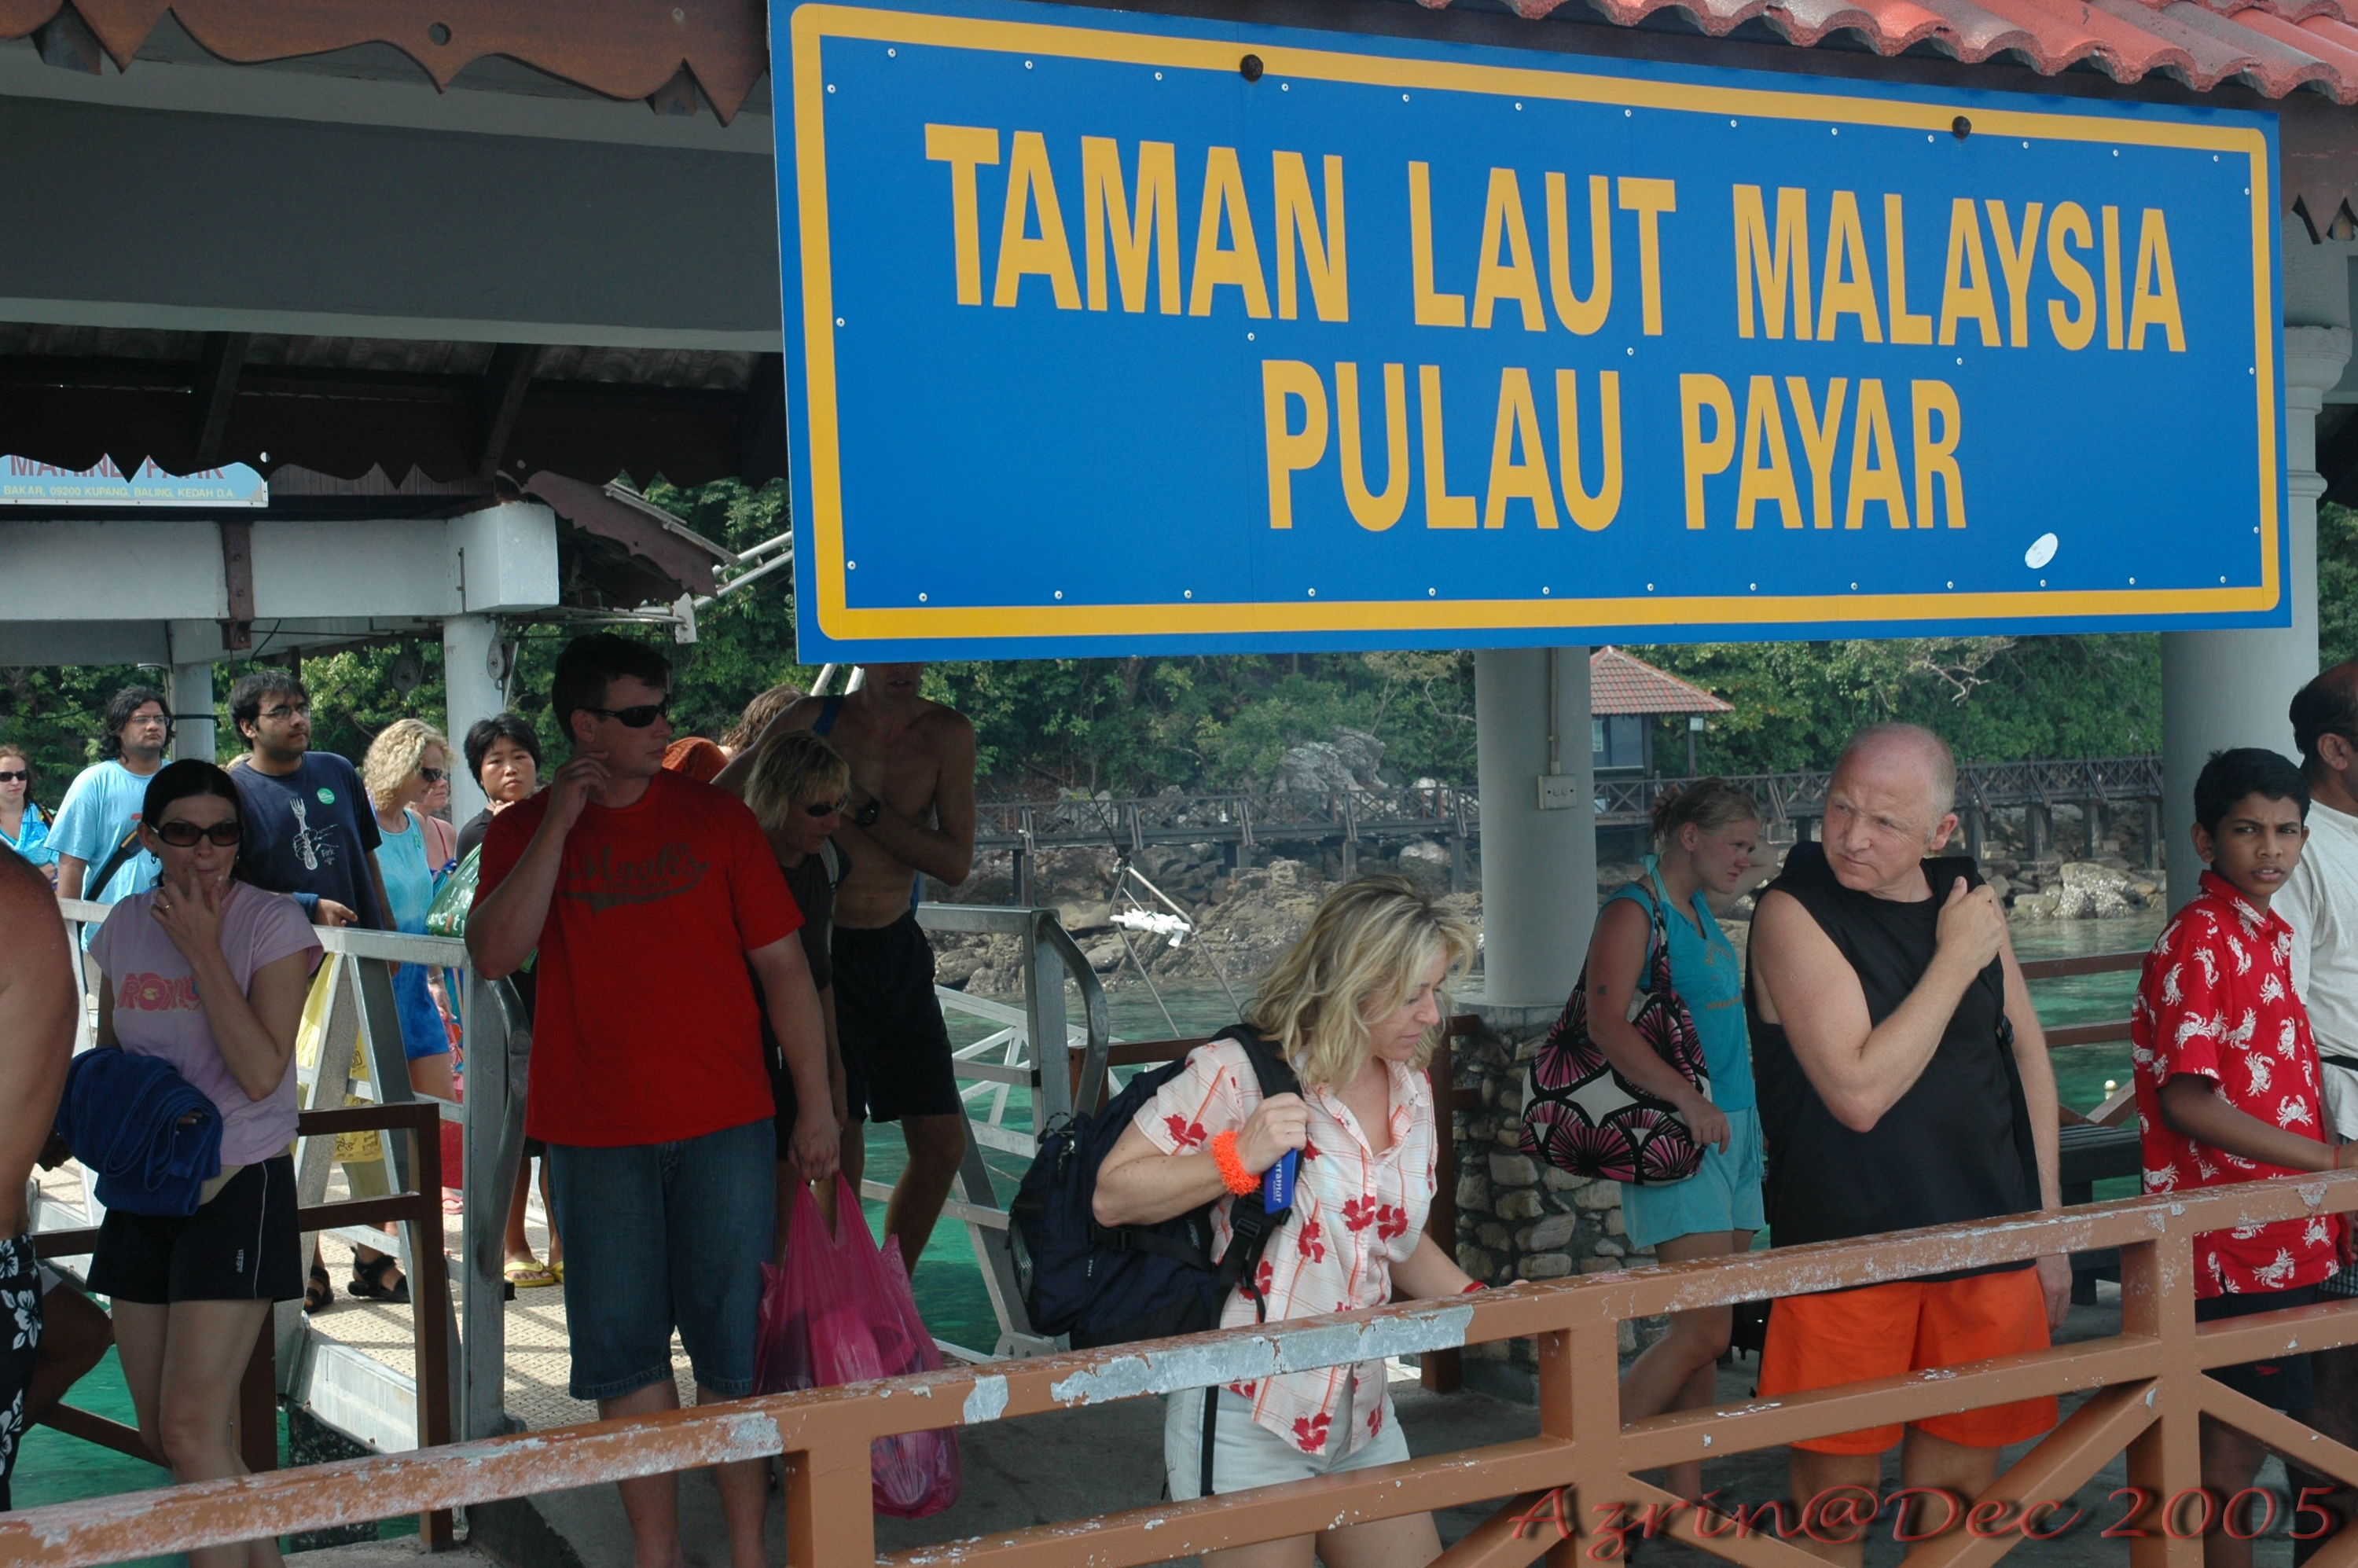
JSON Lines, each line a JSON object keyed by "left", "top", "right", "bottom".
{"left": 1580, "top": 779, "right": 1764, "bottom": 1502}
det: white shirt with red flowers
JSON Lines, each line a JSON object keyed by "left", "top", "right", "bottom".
{"left": 1135, "top": 1036, "right": 1436, "bottom": 1456}
{"left": 2132, "top": 871, "right": 2340, "bottom": 1297}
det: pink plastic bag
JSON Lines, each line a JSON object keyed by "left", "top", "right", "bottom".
{"left": 755, "top": 1175, "right": 960, "bottom": 1518}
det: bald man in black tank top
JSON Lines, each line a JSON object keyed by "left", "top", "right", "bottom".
{"left": 1747, "top": 725, "right": 2069, "bottom": 1564}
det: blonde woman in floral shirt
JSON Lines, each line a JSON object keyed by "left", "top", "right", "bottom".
{"left": 1094, "top": 876, "right": 1479, "bottom": 1568}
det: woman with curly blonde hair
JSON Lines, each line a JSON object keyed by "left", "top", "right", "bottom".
{"left": 1093, "top": 876, "right": 1480, "bottom": 1568}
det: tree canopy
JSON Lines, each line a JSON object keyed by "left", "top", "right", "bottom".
{"left": 3, "top": 484, "right": 2341, "bottom": 804}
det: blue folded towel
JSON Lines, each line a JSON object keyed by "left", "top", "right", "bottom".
{"left": 55, "top": 1048, "right": 222, "bottom": 1217}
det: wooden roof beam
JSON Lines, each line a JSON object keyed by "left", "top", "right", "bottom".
{"left": 475, "top": 343, "right": 542, "bottom": 482}
{"left": 192, "top": 331, "right": 252, "bottom": 470}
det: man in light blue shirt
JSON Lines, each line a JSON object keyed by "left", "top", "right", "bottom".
{"left": 50, "top": 685, "right": 170, "bottom": 906}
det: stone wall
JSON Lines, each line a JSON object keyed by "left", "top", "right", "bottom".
{"left": 1447, "top": 1003, "right": 1656, "bottom": 1395}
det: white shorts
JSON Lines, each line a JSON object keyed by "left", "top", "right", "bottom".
{"left": 1163, "top": 1381, "right": 1410, "bottom": 1500}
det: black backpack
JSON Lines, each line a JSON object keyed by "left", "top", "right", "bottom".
{"left": 1010, "top": 1024, "right": 1301, "bottom": 1351}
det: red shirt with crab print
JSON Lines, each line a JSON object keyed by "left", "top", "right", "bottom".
{"left": 2131, "top": 871, "right": 2341, "bottom": 1298}
{"left": 1136, "top": 1035, "right": 1435, "bottom": 1456}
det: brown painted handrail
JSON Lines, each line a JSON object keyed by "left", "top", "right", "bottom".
{"left": 2, "top": 1171, "right": 2351, "bottom": 1568}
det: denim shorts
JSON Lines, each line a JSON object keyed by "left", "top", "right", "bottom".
{"left": 545, "top": 1117, "right": 777, "bottom": 1401}
{"left": 1618, "top": 1105, "right": 1765, "bottom": 1252}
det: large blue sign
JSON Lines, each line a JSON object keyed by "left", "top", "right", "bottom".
{"left": 774, "top": 0, "right": 2283, "bottom": 659}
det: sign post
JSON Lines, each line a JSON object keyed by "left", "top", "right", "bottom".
{"left": 774, "top": 0, "right": 2282, "bottom": 660}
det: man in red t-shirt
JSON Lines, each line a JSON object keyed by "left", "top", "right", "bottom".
{"left": 470, "top": 633, "right": 835, "bottom": 1568}
{"left": 2133, "top": 747, "right": 2352, "bottom": 1568}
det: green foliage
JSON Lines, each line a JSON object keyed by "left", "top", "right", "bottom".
{"left": 927, "top": 651, "right": 1476, "bottom": 795}
{"left": 2322, "top": 503, "right": 2358, "bottom": 668}
{"left": 0, "top": 665, "right": 162, "bottom": 810}
{"left": 1629, "top": 635, "right": 2163, "bottom": 777}
{"left": 10, "top": 481, "right": 2332, "bottom": 807}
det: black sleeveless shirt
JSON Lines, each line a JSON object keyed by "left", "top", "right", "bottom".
{"left": 1745, "top": 843, "right": 2038, "bottom": 1272}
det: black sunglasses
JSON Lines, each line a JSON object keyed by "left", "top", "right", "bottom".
{"left": 804, "top": 797, "right": 848, "bottom": 818}
{"left": 0, "top": 769, "right": 25, "bottom": 784}
{"left": 418, "top": 766, "right": 446, "bottom": 784}
{"left": 585, "top": 701, "right": 670, "bottom": 729}
{"left": 153, "top": 820, "right": 244, "bottom": 848}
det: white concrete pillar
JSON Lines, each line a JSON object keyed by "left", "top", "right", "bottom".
{"left": 168, "top": 663, "right": 215, "bottom": 762}
{"left": 442, "top": 613, "right": 503, "bottom": 827}
{"left": 1474, "top": 647, "right": 1596, "bottom": 1008}
{"left": 2160, "top": 320, "right": 2349, "bottom": 907}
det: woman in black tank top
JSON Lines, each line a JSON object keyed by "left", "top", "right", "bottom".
{"left": 737, "top": 729, "right": 854, "bottom": 1255}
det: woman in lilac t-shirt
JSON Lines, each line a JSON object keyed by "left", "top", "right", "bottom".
{"left": 86, "top": 761, "right": 318, "bottom": 1568}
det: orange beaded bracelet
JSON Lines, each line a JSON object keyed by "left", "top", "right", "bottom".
{"left": 1209, "top": 1130, "right": 1260, "bottom": 1196}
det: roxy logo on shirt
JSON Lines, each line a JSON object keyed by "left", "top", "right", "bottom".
{"left": 564, "top": 843, "right": 710, "bottom": 913}
{"left": 117, "top": 972, "right": 200, "bottom": 1012}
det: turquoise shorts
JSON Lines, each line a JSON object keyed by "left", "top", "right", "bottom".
{"left": 1619, "top": 1105, "right": 1765, "bottom": 1252}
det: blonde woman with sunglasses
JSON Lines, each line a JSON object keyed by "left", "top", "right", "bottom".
{"left": 1093, "top": 876, "right": 1481, "bottom": 1568}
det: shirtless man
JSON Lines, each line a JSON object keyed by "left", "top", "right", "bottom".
{"left": 0, "top": 844, "right": 79, "bottom": 1506}
{"left": 738, "top": 664, "right": 977, "bottom": 1274}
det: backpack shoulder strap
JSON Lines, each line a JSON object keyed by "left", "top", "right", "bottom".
{"left": 1214, "top": 1023, "right": 1301, "bottom": 1102}
{"left": 813, "top": 695, "right": 845, "bottom": 737}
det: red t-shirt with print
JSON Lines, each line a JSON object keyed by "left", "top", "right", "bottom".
{"left": 2132, "top": 871, "right": 2340, "bottom": 1297}
{"left": 477, "top": 768, "right": 800, "bottom": 1147}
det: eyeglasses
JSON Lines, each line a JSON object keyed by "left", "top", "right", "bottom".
{"left": 125, "top": 712, "right": 171, "bottom": 728}
{"left": 585, "top": 701, "right": 670, "bottom": 729}
{"left": 803, "top": 797, "right": 848, "bottom": 818}
{"left": 261, "top": 704, "right": 311, "bottom": 722}
{"left": 418, "top": 766, "right": 446, "bottom": 784}
{"left": 0, "top": 770, "right": 25, "bottom": 784}
{"left": 153, "top": 820, "right": 244, "bottom": 848}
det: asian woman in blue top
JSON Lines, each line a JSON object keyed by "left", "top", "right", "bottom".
{"left": 1580, "top": 779, "right": 1764, "bottom": 1502}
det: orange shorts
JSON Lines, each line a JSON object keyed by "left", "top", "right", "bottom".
{"left": 1757, "top": 1267, "right": 2056, "bottom": 1456}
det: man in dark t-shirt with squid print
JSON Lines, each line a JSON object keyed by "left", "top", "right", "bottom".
{"left": 469, "top": 633, "right": 835, "bottom": 1568}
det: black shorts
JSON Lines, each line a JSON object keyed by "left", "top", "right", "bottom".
{"left": 89, "top": 1155, "right": 303, "bottom": 1304}
{"left": 2197, "top": 1283, "right": 2320, "bottom": 1413}
{"left": 833, "top": 913, "right": 961, "bottom": 1123}
{"left": 0, "top": 1234, "right": 41, "bottom": 1509}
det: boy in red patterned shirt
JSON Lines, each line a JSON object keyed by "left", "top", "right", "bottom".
{"left": 2133, "top": 747, "right": 2354, "bottom": 1566}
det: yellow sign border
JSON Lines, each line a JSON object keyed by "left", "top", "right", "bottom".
{"left": 787, "top": 2, "right": 2280, "bottom": 642}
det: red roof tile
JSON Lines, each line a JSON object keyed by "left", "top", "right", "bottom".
{"left": 1476, "top": 0, "right": 2358, "bottom": 104}
{"left": 1589, "top": 647, "right": 1737, "bottom": 715}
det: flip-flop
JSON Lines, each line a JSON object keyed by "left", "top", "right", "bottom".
{"left": 503, "top": 1261, "right": 559, "bottom": 1288}
{"left": 303, "top": 1263, "right": 333, "bottom": 1315}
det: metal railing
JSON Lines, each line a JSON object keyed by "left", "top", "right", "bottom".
{"left": 29, "top": 1100, "right": 454, "bottom": 1547}
{"left": 3, "top": 1170, "right": 2350, "bottom": 1567}
{"left": 50, "top": 900, "right": 472, "bottom": 1453}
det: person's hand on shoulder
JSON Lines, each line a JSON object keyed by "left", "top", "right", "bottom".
{"left": 1933, "top": 876, "right": 2004, "bottom": 973}
{"left": 544, "top": 754, "right": 609, "bottom": 835}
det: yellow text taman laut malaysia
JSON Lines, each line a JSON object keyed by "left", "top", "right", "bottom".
{"left": 923, "top": 125, "right": 2190, "bottom": 539}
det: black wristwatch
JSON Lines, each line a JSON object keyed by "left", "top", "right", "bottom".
{"left": 853, "top": 795, "right": 883, "bottom": 828}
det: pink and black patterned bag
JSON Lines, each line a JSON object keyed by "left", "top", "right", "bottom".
{"left": 1518, "top": 891, "right": 1711, "bottom": 1185}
